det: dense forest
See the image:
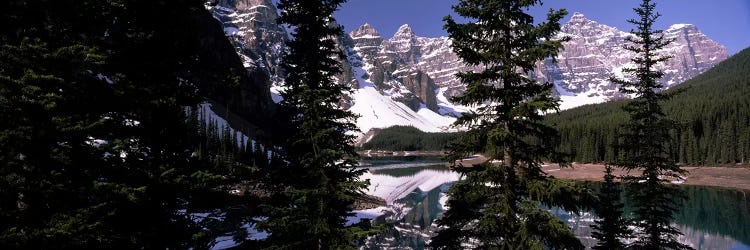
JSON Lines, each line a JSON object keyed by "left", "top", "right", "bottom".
{"left": 361, "top": 126, "right": 464, "bottom": 151}
{"left": 547, "top": 47, "right": 750, "bottom": 165}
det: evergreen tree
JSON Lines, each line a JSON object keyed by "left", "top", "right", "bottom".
{"left": 430, "top": 1, "right": 585, "bottom": 249}
{"left": 258, "top": 0, "right": 367, "bottom": 248}
{"left": 591, "top": 165, "right": 630, "bottom": 250}
{"left": 610, "top": 0, "right": 691, "bottom": 249}
{"left": 361, "top": 126, "right": 466, "bottom": 151}
{"left": 0, "top": 0, "right": 261, "bottom": 248}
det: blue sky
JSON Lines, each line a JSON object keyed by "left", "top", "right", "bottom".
{"left": 333, "top": 0, "right": 750, "bottom": 55}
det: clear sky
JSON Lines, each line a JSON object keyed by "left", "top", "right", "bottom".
{"left": 333, "top": 0, "right": 750, "bottom": 55}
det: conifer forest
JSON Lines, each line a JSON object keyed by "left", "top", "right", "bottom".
{"left": 2, "top": 0, "right": 749, "bottom": 249}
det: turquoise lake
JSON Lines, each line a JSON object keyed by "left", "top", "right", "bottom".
{"left": 358, "top": 157, "right": 750, "bottom": 250}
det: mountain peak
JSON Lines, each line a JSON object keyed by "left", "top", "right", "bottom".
{"left": 393, "top": 24, "right": 415, "bottom": 38}
{"left": 351, "top": 23, "right": 381, "bottom": 38}
{"left": 666, "top": 23, "right": 696, "bottom": 31}
{"left": 562, "top": 11, "right": 618, "bottom": 36}
{"left": 569, "top": 12, "right": 592, "bottom": 23}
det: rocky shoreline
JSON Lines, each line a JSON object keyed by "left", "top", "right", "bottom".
{"left": 353, "top": 194, "right": 387, "bottom": 210}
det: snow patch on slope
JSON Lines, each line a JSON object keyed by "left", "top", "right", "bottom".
{"left": 349, "top": 65, "right": 456, "bottom": 133}
{"left": 211, "top": 222, "right": 268, "bottom": 249}
{"left": 199, "top": 103, "right": 254, "bottom": 148}
{"left": 554, "top": 81, "right": 609, "bottom": 110}
{"left": 269, "top": 85, "right": 284, "bottom": 103}
{"left": 557, "top": 91, "right": 609, "bottom": 110}
{"left": 435, "top": 87, "right": 470, "bottom": 117}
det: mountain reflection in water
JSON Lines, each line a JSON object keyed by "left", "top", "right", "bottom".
{"left": 358, "top": 157, "right": 750, "bottom": 250}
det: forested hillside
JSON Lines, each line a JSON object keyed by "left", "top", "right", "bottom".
{"left": 361, "top": 126, "right": 464, "bottom": 151}
{"left": 546, "top": 47, "right": 750, "bottom": 165}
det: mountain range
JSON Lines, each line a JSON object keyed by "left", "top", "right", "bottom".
{"left": 208, "top": 0, "right": 727, "bottom": 134}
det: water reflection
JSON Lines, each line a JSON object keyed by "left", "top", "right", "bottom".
{"left": 359, "top": 157, "right": 454, "bottom": 249}
{"left": 359, "top": 158, "right": 750, "bottom": 249}
{"left": 570, "top": 183, "right": 750, "bottom": 249}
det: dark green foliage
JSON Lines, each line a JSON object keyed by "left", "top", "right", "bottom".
{"left": 184, "top": 105, "right": 274, "bottom": 248}
{"left": 430, "top": 1, "right": 587, "bottom": 249}
{"left": 258, "top": 0, "right": 368, "bottom": 248}
{"left": 361, "top": 126, "right": 464, "bottom": 151}
{"left": 591, "top": 166, "right": 630, "bottom": 250}
{"left": 547, "top": 47, "right": 750, "bottom": 166}
{"left": 0, "top": 0, "right": 266, "bottom": 248}
{"left": 609, "top": 1, "right": 691, "bottom": 248}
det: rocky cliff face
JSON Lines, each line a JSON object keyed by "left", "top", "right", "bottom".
{"left": 350, "top": 23, "right": 383, "bottom": 61}
{"left": 393, "top": 69, "right": 438, "bottom": 111}
{"left": 208, "top": 0, "right": 358, "bottom": 104}
{"left": 535, "top": 13, "right": 727, "bottom": 107}
{"left": 210, "top": 0, "right": 287, "bottom": 85}
{"left": 347, "top": 12, "right": 726, "bottom": 113}
{"left": 661, "top": 23, "right": 727, "bottom": 86}
{"left": 211, "top": 1, "right": 728, "bottom": 132}
{"left": 348, "top": 24, "right": 442, "bottom": 112}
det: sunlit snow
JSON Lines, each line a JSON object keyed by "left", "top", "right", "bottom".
{"left": 345, "top": 206, "right": 390, "bottom": 226}
{"left": 555, "top": 82, "right": 609, "bottom": 110}
{"left": 349, "top": 65, "right": 456, "bottom": 133}
{"left": 199, "top": 103, "right": 254, "bottom": 148}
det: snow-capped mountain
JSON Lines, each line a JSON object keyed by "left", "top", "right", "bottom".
{"left": 347, "top": 13, "right": 726, "bottom": 130}
{"left": 207, "top": 0, "right": 459, "bottom": 132}
{"left": 537, "top": 12, "right": 728, "bottom": 109}
{"left": 346, "top": 55, "right": 458, "bottom": 133}
{"left": 353, "top": 24, "right": 469, "bottom": 103}
{"left": 209, "top": 2, "right": 727, "bottom": 134}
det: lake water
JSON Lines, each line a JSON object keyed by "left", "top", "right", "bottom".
{"left": 357, "top": 156, "right": 750, "bottom": 250}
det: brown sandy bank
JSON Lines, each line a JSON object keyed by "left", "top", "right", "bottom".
{"left": 543, "top": 163, "right": 750, "bottom": 192}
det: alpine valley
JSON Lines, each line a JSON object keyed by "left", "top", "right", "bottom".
{"left": 208, "top": 0, "right": 727, "bottom": 134}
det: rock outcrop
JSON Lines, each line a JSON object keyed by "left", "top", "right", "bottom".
{"left": 349, "top": 24, "right": 443, "bottom": 112}
{"left": 211, "top": 1, "right": 729, "bottom": 132}
{"left": 536, "top": 12, "right": 728, "bottom": 100}
{"left": 210, "top": 0, "right": 287, "bottom": 85}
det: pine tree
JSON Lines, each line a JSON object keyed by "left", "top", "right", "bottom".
{"left": 258, "top": 0, "right": 368, "bottom": 248}
{"left": 591, "top": 166, "right": 630, "bottom": 250}
{"left": 430, "top": 1, "right": 585, "bottom": 249}
{"left": 610, "top": 0, "right": 691, "bottom": 249}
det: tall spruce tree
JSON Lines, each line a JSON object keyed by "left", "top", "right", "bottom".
{"left": 610, "top": 0, "right": 691, "bottom": 249}
{"left": 430, "top": 1, "right": 585, "bottom": 249}
{"left": 591, "top": 165, "right": 630, "bottom": 250}
{"left": 258, "top": 0, "right": 367, "bottom": 248}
